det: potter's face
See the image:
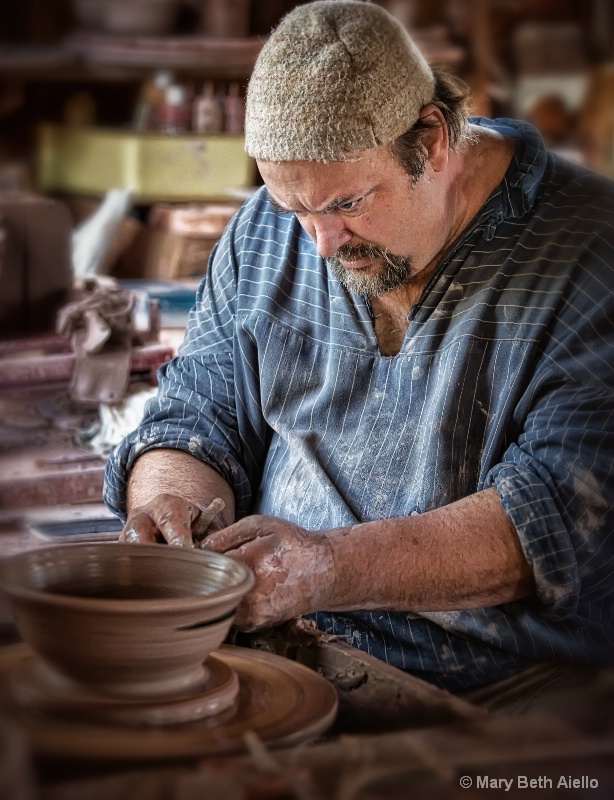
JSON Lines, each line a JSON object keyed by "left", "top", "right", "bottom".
{"left": 258, "top": 145, "right": 446, "bottom": 298}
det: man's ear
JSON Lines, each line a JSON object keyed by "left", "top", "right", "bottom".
{"left": 418, "top": 104, "right": 449, "bottom": 172}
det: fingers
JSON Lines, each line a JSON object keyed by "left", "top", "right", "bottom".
{"left": 200, "top": 515, "right": 326, "bottom": 631}
{"left": 149, "top": 496, "right": 195, "bottom": 547}
{"left": 201, "top": 516, "right": 270, "bottom": 553}
{"left": 121, "top": 494, "right": 195, "bottom": 548}
{"left": 156, "top": 506, "right": 194, "bottom": 548}
{"left": 120, "top": 512, "right": 159, "bottom": 544}
{"left": 121, "top": 494, "right": 228, "bottom": 548}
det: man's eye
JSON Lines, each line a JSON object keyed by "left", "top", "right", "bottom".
{"left": 338, "top": 198, "right": 362, "bottom": 212}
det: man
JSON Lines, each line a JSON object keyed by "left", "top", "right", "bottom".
{"left": 105, "top": 1, "right": 614, "bottom": 695}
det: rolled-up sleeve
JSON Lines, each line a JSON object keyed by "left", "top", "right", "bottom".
{"left": 484, "top": 241, "right": 614, "bottom": 623}
{"left": 104, "top": 210, "right": 253, "bottom": 520}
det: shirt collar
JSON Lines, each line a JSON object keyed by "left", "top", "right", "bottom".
{"left": 469, "top": 117, "right": 548, "bottom": 220}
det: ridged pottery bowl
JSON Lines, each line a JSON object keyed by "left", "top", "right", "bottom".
{"left": 0, "top": 543, "right": 253, "bottom": 698}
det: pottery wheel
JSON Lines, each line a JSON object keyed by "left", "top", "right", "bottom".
{"left": 12, "top": 653, "right": 239, "bottom": 726}
{"left": 2, "top": 644, "right": 338, "bottom": 760}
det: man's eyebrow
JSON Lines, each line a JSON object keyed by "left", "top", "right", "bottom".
{"left": 267, "top": 192, "right": 364, "bottom": 215}
{"left": 322, "top": 196, "right": 357, "bottom": 213}
{"left": 267, "top": 193, "right": 293, "bottom": 213}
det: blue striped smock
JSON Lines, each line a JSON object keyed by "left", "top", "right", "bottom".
{"left": 105, "top": 119, "right": 614, "bottom": 690}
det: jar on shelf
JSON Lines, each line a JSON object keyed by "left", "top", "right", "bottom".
{"left": 192, "top": 81, "right": 223, "bottom": 135}
{"left": 158, "top": 84, "right": 191, "bottom": 134}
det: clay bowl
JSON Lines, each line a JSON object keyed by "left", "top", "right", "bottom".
{"left": 0, "top": 543, "right": 253, "bottom": 699}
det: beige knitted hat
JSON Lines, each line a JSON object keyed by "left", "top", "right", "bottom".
{"left": 245, "top": 0, "right": 435, "bottom": 162}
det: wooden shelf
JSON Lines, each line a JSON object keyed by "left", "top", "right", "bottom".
{"left": 0, "top": 29, "right": 466, "bottom": 84}
{"left": 0, "top": 35, "right": 265, "bottom": 81}
{"left": 0, "top": 45, "right": 78, "bottom": 76}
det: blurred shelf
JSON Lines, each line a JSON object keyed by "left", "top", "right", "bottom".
{"left": 0, "top": 34, "right": 264, "bottom": 81}
{"left": 0, "top": 45, "right": 77, "bottom": 72}
{"left": 67, "top": 32, "right": 264, "bottom": 76}
{"left": 0, "top": 29, "right": 465, "bottom": 83}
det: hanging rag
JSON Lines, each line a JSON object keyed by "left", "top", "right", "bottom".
{"left": 57, "top": 284, "right": 135, "bottom": 404}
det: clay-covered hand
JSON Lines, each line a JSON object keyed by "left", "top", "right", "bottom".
{"left": 120, "top": 494, "right": 226, "bottom": 548}
{"left": 202, "top": 515, "right": 335, "bottom": 631}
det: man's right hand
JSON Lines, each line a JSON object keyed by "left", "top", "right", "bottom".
{"left": 120, "top": 493, "right": 226, "bottom": 548}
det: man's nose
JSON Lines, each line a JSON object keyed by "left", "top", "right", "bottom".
{"left": 304, "top": 215, "right": 352, "bottom": 259}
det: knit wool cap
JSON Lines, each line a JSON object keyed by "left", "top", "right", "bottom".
{"left": 245, "top": 0, "right": 435, "bottom": 162}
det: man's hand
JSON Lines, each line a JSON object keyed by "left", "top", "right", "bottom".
{"left": 202, "top": 515, "right": 335, "bottom": 631}
{"left": 120, "top": 493, "right": 226, "bottom": 548}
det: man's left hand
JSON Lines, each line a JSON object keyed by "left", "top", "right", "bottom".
{"left": 202, "top": 515, "right": 334, "bottom": 631}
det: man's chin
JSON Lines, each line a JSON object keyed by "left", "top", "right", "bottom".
{"left": 331, "top": 265, "right": 392, "bottom": 297}
{"left": 327, "top": 255, "right": 411, "bottom": 297}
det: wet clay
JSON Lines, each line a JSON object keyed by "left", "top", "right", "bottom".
{"left": 1, "top": 643, "right": 338, "bottom": 759}
{"left": 13, "top": 652, "right": 240, "bottom": 726}
{"left": 0, "top": 543, "right": 254, "bottom": 698}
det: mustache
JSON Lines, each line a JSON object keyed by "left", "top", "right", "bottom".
{"left": 325, "top": 241, "right": 413, "bottom": 297}
{"left": 333, "top": 242, "right": 387, "bottom": 262}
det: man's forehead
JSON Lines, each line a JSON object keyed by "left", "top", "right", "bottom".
{"left": 256, "top": 145, "right": 379, "bottom": 165}
{"left": 258, "top": 151, "right": 395, "bottom": 213}
{"left": 257, "top": 147, "right": 390, "bottom": 186}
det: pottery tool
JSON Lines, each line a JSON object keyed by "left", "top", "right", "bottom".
{"left": 192, "top": 497, "right": 225, "bottom": 542}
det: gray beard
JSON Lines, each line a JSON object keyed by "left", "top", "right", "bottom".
{"left": 326, "top": 243, "right": 413, "bottom": 298}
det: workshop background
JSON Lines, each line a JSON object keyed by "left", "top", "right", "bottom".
{"left": 1, "top": 4, "right": 614, "bottom": 798}
{"left": 1, "top": 0, "right": 613, "bottom": 283}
